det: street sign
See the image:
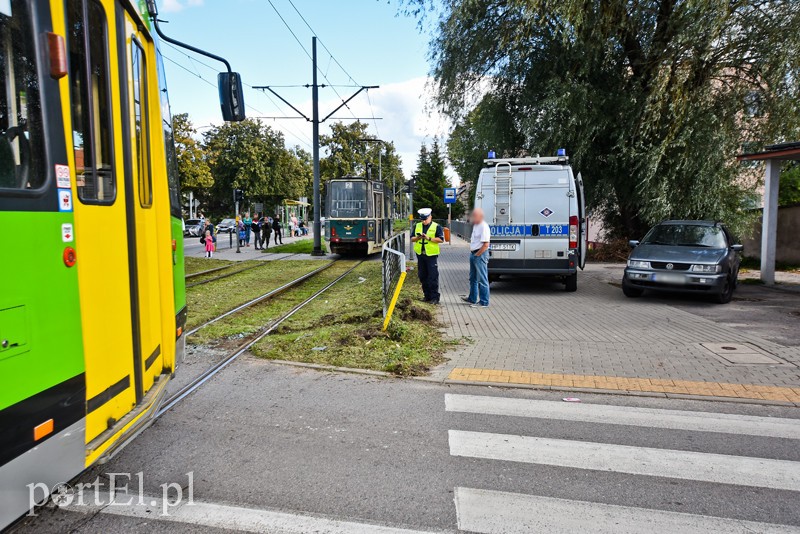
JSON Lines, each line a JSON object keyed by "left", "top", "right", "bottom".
{"left": 444, "top": 187, "right": 457, "bottom": 204}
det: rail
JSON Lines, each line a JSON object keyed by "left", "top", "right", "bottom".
{"left": 382, "top": 233, "right": 407, "bottom": 330}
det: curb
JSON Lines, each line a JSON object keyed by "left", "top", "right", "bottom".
{"left": 263, "top": 359, "right": 800, "bottom": 408}
{"left": 438, "top": 378, "right": 800, "bottom": 408}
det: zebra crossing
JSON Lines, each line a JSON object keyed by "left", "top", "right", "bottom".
{"left": 445, "top": 393, "right": 800, "bottom": 534}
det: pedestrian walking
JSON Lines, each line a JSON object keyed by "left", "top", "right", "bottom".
{"left": 243, "top": 212, "right": 253, "bottom": 247}
{"left": 462, "top": 207, "right": 491, "bottom": 308}
{"left": 411, "top": 208, "right": 444, "bottom": 305}
{"left": 252, "top": 213, "right": 261, "bottom": 250}
{"left": 273, "top": 216, "right": 283, "bottom": 245}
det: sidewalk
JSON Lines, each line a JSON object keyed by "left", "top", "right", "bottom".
{"left": 433, "top": 236, "right": 800, "bottom": 405}
{"left": 185, "top": 231, "right": 330, "bottom": 262}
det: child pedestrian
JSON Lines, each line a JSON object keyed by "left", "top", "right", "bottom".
{"left": 204, "top": 230, "right": 215, "bottom": 258}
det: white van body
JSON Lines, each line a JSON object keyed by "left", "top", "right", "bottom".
{"left": 474, "top": 155, "right": 588, "bottom": 291}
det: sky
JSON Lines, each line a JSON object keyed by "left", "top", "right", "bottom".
{"left": 156, "top": 0, "right": 451, "bottom": 180}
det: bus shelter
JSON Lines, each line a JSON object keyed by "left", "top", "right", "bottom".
{"left": 736, "top": 142, "right": 800, "bottom": 284}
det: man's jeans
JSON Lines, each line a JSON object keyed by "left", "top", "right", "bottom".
{"left": 468, "top": 252, "right": 490, "bottom": 306}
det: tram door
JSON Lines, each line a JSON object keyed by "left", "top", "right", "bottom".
{"left": 67, "top": 0, "right": 139, "bottom": 446}
{"left": 119, "top": 11, "right": 164, "bottom": 401}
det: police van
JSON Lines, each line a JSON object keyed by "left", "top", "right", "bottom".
{"left": 474, "top": 150, "right": 588, "bottom": 291}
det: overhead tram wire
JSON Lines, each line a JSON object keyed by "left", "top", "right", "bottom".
{"left": 284, "top": 0, "right": 381, "bottom": 128}
{"left": 264, "top": 0, "right": 364, "bottom": 123}
{"left": 160, "top": 53, "right": 313, "bottom": 149}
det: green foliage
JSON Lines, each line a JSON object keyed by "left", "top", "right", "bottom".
{"left": 404, "top": 0, "right": 800, "bottom": 238}
{"left": 780, "top": 163, "right": 800, "bottom": 206}
{"left": 413, "top": 140, "right": 451, "bottom": 220}
{"left": 174, "top": 113, "right": 213, "bottom": 192}
{"left": 447, "top": 93, "right": 525, "bottom": 208}
{"left": 202, "top": 119, "right": 311, "bottom": 218}
{"left": 319, "top": 120, "right": 405, "bottom": 189}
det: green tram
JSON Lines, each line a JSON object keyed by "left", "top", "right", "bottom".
{"left": 0, "top": 0, "right": 241, "bottom": 527}
{"left": 325, "top": 177, "right": 392, "bottom": 255}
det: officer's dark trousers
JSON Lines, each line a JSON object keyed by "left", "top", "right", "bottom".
{"left": 417, "top": 254, "right": 440, "bottom": 303}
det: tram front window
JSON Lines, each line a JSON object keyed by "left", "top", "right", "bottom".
{"left": 329, "top": 181, "right": 367, "bottom": 218}
{"left": 0, "top": 0, "right": 46, "bottom": 190}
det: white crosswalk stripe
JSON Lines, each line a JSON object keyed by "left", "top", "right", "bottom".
{"left": 445, "top": 393, "right": 800, "bottom": 439}
{"left": 449, "top": 429, "right": 800, "bottom": 491}
{"left": 454, "top": 488, "right": 800, "bottom": 534}
{"left": 445, "top": 393, "right": 800, "bottom": 533}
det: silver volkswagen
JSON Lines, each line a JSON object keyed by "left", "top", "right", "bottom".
{"left": 622, "top": 220, "right": 743, "bottom": 304}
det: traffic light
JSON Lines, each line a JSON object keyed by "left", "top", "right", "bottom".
{"left": 234, "top": 189, "right": 244, "bottom": 202}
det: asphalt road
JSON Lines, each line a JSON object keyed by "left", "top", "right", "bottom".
{"left": 12, "top": 361, "right": 800, "bottom": 534}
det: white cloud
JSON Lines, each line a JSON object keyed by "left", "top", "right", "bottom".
{"left": 160, "top": 0, "right": 203, "bottom": 14}
{"left": 316, "top": 76, "right": 455, "bottom": 183}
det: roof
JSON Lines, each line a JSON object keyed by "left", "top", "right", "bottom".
{"left": 736, "top": 141, "right": 800, "bottom": 161}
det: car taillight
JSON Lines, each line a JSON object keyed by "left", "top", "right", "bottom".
{"left": 569, "top": 215, "right": 578, "bottom": 249}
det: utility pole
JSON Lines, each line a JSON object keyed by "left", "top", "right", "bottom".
{"left": 311, "top": 37, "right": 322, "bottom": 255}
{"left": 254, "top": 40, "right": 379, "bottom": 257}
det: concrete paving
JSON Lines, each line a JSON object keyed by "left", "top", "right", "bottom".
{"left": 432, "top": 237, "right": 800, "bottom": 402}
{"left": 184, "top": 230, "right": 330, "bottom": 262}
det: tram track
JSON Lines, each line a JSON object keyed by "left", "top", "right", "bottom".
{"left": 158, "top": 260, "right": 365, "bottom": 417}
{"left": 185, "top": 254, "right": 303, "bottom": 289}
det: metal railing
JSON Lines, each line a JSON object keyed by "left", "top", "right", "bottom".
{"left": 450, "top": 220, "right": 471, "bottom": 240}
{"left": 381, "top": 232, "right": 407, "bottom": 330}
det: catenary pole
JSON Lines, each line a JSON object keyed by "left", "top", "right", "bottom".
{"left": 311, "top": 37, "right": 324, "bottom": 256}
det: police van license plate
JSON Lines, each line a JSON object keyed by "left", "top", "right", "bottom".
{"left": 491, "top": 242, "right": 518, "bottom": 251}
{"left": 538, "top": 224, "right": 568, "bottom": 237}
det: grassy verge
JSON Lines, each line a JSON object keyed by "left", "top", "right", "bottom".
{"left": 184, "top": 256, "right": 233, "bottom": 275}
{"left": 250, "top": 262, "right": 454, "bottom": 376}
{"left": 265, "top": 239, "right": 326, "bottom": 255}
{"left": 186, "top": 260, "right": 332, "bottom": 330}
{"left": 188, "top": 261, "right": 359, "bottom": 345}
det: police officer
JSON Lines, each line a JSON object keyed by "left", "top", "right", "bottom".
{"left": 411, "top": 208, "right": 444, "bottom": 305}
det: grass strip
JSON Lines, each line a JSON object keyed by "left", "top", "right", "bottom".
{"left": 251, "top": 262, "right": 455, "bottom": 376}
{"left": 264, "top": 239, "right": 326, "bottom": 255}
{"left": 186, "top": 259, "right": 332, "bottom": 330}
{"left": 184, "top": 256, "right": 233, "bottom": 275}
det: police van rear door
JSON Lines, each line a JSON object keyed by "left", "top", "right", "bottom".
{"left": 522, "top": 169, "right": 571, "bottom": 244}
{"left": 576, "top": 172, "right": 587, "bottom": 269}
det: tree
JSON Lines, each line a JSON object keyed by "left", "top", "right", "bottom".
{"left": 413, "top": 140, "right": 450, "bottom": 220}
{"left": 173, "top": 113, "right": 212, "bottom": 193}
{"left": 404, "top": 0, "right": 800, "bottom": 238}
{"left": 202, "top": 119, "right": 309, "bottom": 217}
{"left": 780, "top": 163, "right": 800, "bottom": 206}
{"left": 319, "top": 120, "right": 405, "bottom": 214}
{"left": 320, "top": 121, "right": 404, "bottom": 185}
{"left": 447, "top": 93, "right": 525, "bottom": 208}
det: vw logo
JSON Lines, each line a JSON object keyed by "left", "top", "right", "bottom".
{"left": 666, "top": 263, "right": 674, "bottom": 270}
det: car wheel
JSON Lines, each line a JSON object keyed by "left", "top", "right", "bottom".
{"left": 622, "top": 278, "right": 644, "bottom": 298}
{"left": 714, "top": 275, "right": 734, "bottom": 304}
{"left": 565, "top": 273, "right": 578, "bottom": 292}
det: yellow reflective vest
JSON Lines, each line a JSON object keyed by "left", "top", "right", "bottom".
{"left": 413, "top": 222, "right": 440, "bottom": 256}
